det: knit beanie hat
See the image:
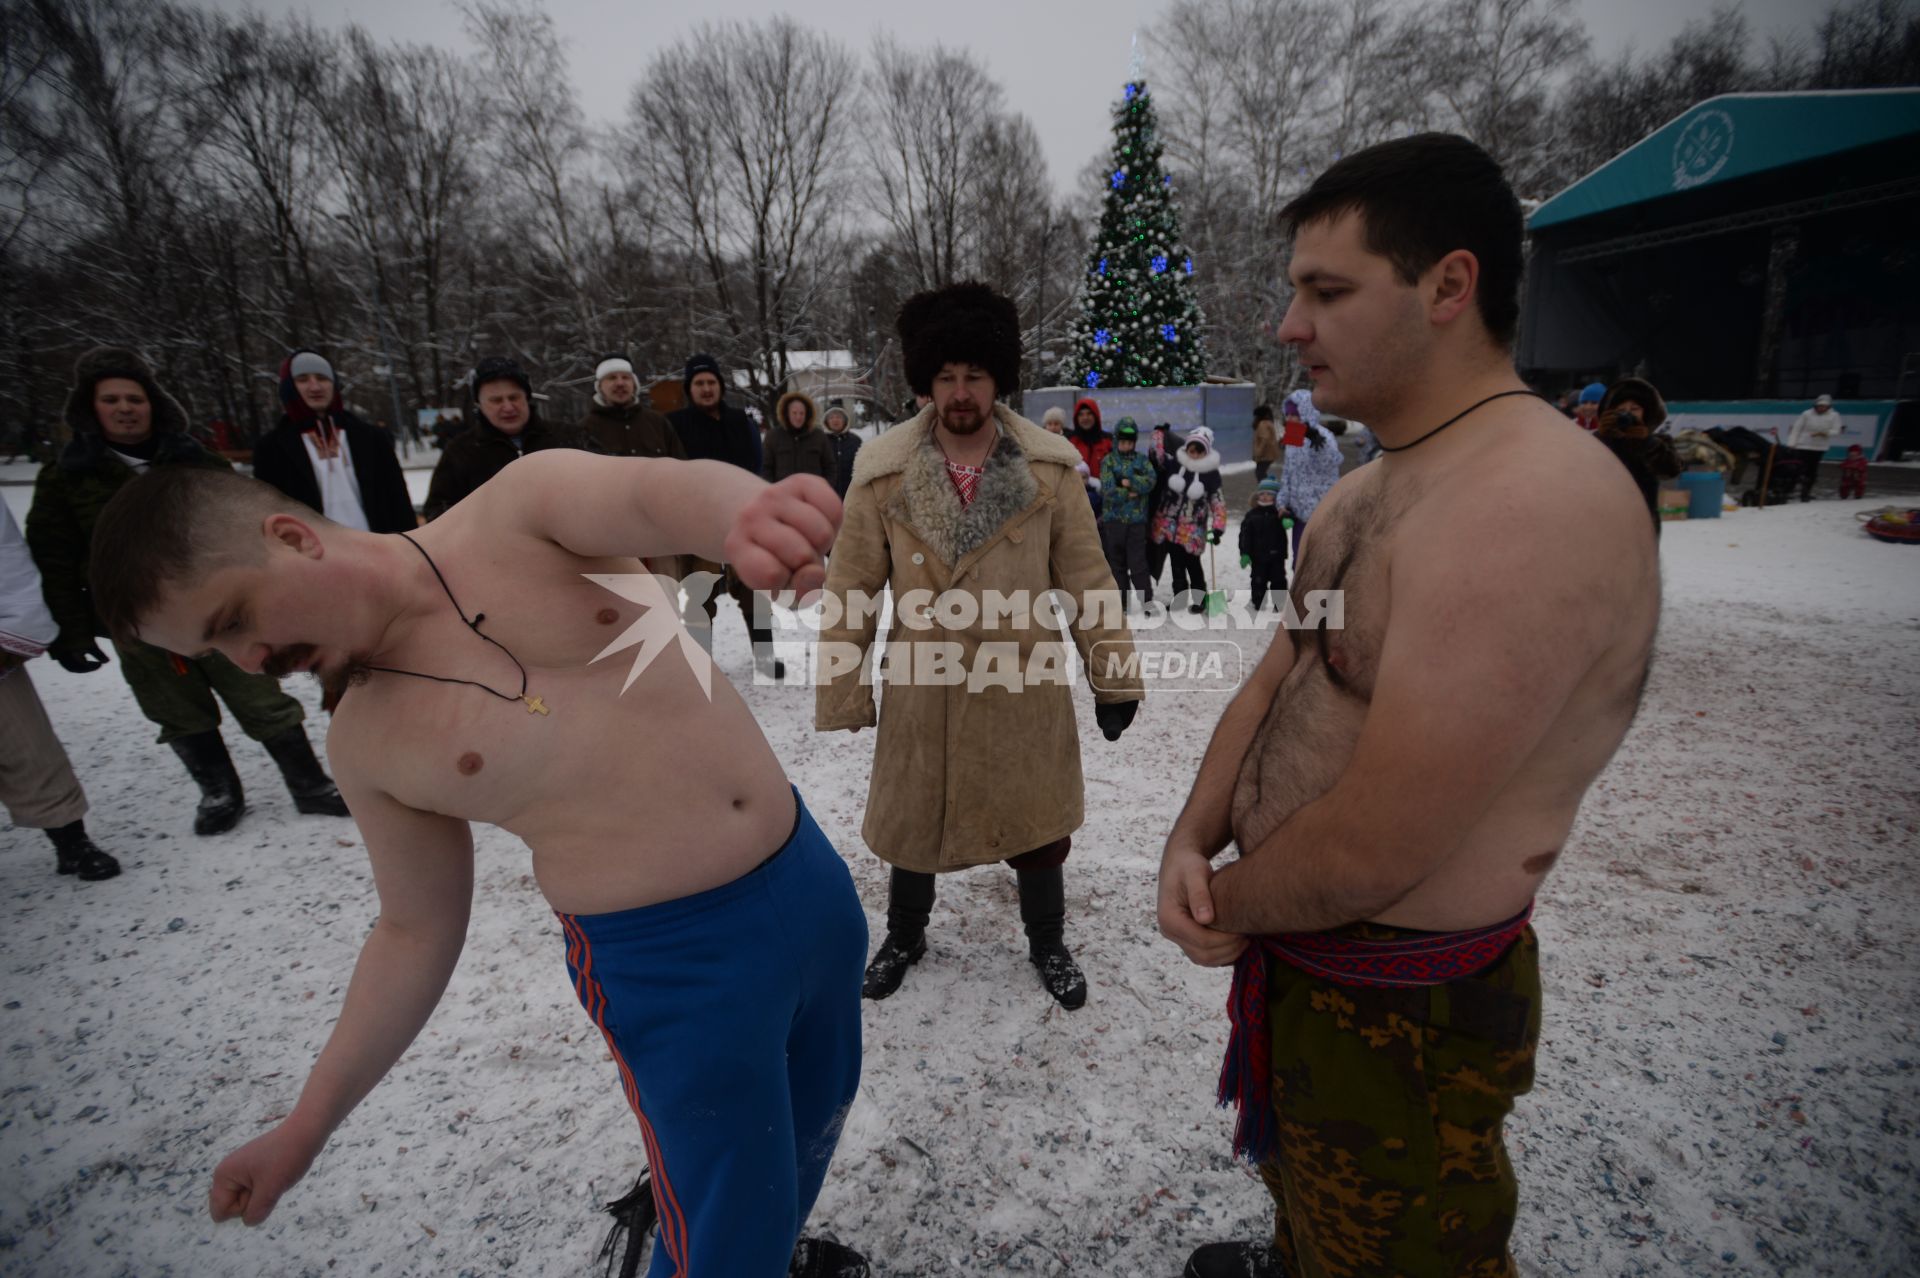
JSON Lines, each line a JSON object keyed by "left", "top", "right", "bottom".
{"left": 1256, "top": 477, "right": 1281, "bottom": 495}
{"left": 683, "top": 352, "right": 724, "bottom": 392}
{"left": 288, "top": 351, "right": 334, "bottom": 382}
{"left": 595, "top": 354, "right": 636, "bottom": 384}
{"left": 278, "top": 348, "right": 344, "bottom": 420}
{"left": 1579, "top": 382, "right": 1607, "bottom": 405}
{"left": 472, "top": 356, "right": 531, "bottom": 398}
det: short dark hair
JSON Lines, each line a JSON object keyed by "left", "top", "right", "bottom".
{"left": 89, "top": 467, "right": 315, "bottom": 647}
{"left": 1280, "top": 133, "right": 1524, "bottom": 348}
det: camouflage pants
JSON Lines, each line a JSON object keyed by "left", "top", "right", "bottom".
{"left": 111, "top": 640, "right": 306, "bottom": 746}
{"left": 1259, "top": 925, "right": 1541, "bottom": 1278}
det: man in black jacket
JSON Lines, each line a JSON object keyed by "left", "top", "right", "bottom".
{"left": 423, "top": 358, "right": 582, "bottom": 521}
{"left": 252, "top": 350, "right": 417, "bottom": 534}
{"left": 667, "top": 353, "right": 782, "bottom": 677}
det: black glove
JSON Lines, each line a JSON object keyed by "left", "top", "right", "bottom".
{"left": 1095, "top": 699, "right": 1138, "bottom": 742}
{"left": 1206, "top": 529, "right": 1222, "bottom": 546}
{"left": 53, "top": 638, "right": 109, "bottom": 674}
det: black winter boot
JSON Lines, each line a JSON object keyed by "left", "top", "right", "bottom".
{"left": 1017, "top": 864, "right": 1087, "bottom": 1010}
{"left": 790, "top": 1236, "right": 871, "bottom": 1276}
{"left": 48, "top": 820, "right": 120, "bottom": 881}
{"left": 863, "top": 867, "right": 934, "bottom": 1000}
{"left": 749, "top": 624, "right": 787, "bottom": 681}
{"left": 262, "top": 728, "right": 350, "bottom": 816}
{"left": 169, "top": 731, "right": 246, "bottom": 835}
{"left": 1183, "top": 1241, "right": 1289, "bottom": 1277}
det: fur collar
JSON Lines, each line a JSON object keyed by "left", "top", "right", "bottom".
{"left": 1177, "top": 447, "right": 1222, "bottom": 475}
{"left": 857, "top": 404, "right": 1080, "bottom": 566}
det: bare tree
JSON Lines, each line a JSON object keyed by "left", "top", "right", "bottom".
{"left": 863, "top": 37, "right": 1004, "bottom": 291}
{"left": 1321, "top": 0, "right": 1434, "bottom": 164}
{"left": 460, "top": 0, "right": 612, "bottom": 367}
{"left": 1810, "top": 0, "right": 1920, "bottom": 86}
{"left": 628, "top": 17, "right": 855, "bottom": 404}
{"left": 315, "top": 28, "right": 480, "bottom": 406}
{"left": 181, "top": 11, "right": 335, "bottom": 345}
{"left": 1424, "top": 0, "right": 1589, "bottom": 196}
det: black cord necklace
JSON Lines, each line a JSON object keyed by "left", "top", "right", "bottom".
{"left": 1375, "top": 389, "right": 1546, "bottom": 454}
{"left": 362, "top": 533, "right": 551, "bottom": 716}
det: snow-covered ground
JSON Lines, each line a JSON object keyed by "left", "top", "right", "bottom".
{"left": 2, "top": 490, "right": 1916, "bottom": 1278}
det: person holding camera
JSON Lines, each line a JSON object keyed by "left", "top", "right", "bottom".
{"left": 1596, "top": 379, "right": 1681, "bottom": 532}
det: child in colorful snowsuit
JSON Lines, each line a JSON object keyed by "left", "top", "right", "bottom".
{"left": 1239, "top": 477, "right": 1290, "bottom": 612}
{"left": 1100, "top": 419, "right": 1159, "bottom": 609}
{"left": 1151, "top": 426, "right": 1227, "bottom": 613}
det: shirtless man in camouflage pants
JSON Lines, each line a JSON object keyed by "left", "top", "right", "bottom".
{"left": 1161, "top": 134, "right": 1660, "bottom": 1278}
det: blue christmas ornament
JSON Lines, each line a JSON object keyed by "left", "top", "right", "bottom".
{"left": 1111, "top": 169, "right": 1126, "bottom": 190}
{"left": 1150, "top": 255, "right": 1168, "bottom": 274}
{"left": 1097, "top": 257, "right": 1108, "bottom": 275}
{"left": 1161, "top": 324, "right": 1178, "bottom": 342}
{"left": 1124, "top": 83, "right": 1138, "bottom": 101}
{"left": 1094, "top": 329, "right": 1112, "bottom": 349}
{"left": 1085, "top": 370, "right": 1102, "bottom": 388}
{"left": 1183, "top": 256, "right": 1194, "bottom": 275}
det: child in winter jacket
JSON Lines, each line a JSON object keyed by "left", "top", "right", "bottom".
{"left": 1838, "top": 444, "right": 1868, "bottom": 499}
{"left": 1239, "top": 477, "right": 1290, "bottom": 611}
{"left": 1069, "top": 397, "right": 1111, "bottom": 517}
{"left": 1146, "top": 423, "right": 1177, "bottom": 586}
{"left": 1151, "top": 426, "right": 1227, "bottom": 613}
{"left": 1099, "top": 419, "right": 1159, "bottom": 609}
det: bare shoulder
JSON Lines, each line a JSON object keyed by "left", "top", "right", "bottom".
{"left": 1420, "top": 402, "right": 1650, "bottom": 545}
{"left": 323, "top": 683, "right": 391, "bottom": 786}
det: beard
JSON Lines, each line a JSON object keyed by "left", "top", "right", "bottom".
{"left": 937, "top": 403, "right": 987, "bottom": 435}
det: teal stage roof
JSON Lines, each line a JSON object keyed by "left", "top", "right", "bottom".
{"left": 1529, "top": 90, "right": 1920, "bottom": 232}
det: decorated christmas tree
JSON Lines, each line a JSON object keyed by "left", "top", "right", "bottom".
{"left": 1062, "top": 80, "right": 1207, "bottom": 390}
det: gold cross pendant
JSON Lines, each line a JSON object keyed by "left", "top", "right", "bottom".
{"left": 522, "top": 694, "right": 551, "bottom": 716}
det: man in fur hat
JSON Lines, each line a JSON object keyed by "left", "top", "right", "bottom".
{"left": 816, "top": 281, "right": 1145, "bottom": 1009}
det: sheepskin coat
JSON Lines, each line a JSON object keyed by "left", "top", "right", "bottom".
{"left": 816, "top": 403, "right": 1144, "bottom": 872}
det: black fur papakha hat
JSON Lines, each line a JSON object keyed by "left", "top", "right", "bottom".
{"left": 897, "top": 281, "right": 1022, "bottom": 398}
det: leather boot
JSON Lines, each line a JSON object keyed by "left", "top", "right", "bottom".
{"left": 169, "top": 730, "right": 245, "bottom": 835}
{"left": 1017, "top": 863, "right": 1087, "bottom": 1009}
{"left": 1183, "top": 1241, "right": 1289, "bottom": 1277}
{"left": 262, "top": 728, "right": 350, "bottom": 816}
{"left": 863, "top": 867, "right": 933, "bottom": 1000}
{"left": 790, "top": 1237, "right": 871, "bottom": 1276}
{"left": 48, "top": 820, "right": 121, "bottom": 881}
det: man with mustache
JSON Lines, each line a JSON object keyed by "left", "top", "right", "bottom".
{"left": 86, "top": 446, "right": 869, "bottom": 1276}
{"left": 817, "top": 281, "right": 1144, "bottom": 1009}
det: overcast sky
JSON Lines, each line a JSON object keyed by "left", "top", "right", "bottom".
{"left": 208, "top": 0, "right": 1827, "bottom": 194}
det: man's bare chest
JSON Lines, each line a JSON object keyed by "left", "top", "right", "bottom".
{"left": 340, "top": 550, "right": 669, "bottom": 823}
{"left": 1286, "top": 482, "right": 1397, "bottom": 700}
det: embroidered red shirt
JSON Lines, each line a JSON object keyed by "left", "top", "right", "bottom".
{"left": 945, "top": 458, "right": 985, "bottom": 507}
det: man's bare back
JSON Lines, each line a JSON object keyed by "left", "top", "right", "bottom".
{"left": 326, "top": 481, "right": 796, "bottom": 916}
{"left": 1227, "top": 398, "right": 1660, "bottom": 932}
